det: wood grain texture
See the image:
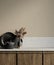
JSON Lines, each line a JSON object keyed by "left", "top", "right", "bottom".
{"left": 0, "top": 53, "right": 16, "bottom": 65}
{"left": 17, "top": 51, "right": 42, "bottom": 54}
{"left": 44, "top": 52, "right": 54, "bottom": 65}
{"left": 18, "top": 52, "right": 42, "bottom": 65}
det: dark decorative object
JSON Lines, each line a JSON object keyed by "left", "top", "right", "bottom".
{"left": 0, "top": 27, "right": 27, "bottom": 49}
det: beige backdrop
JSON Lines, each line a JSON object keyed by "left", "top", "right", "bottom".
{"left": 0, "top": 0, "right": 54, "bottom": 37}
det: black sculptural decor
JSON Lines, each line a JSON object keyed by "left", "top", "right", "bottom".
{"left": 0, "top": 27, "right": 27, "bottom": 49}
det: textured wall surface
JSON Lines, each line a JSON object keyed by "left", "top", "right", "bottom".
{"left": 0, "top": 0, "right": 54, "bottom": 37}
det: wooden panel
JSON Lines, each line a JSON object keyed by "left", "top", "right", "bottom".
{"left": 18, "top": 52, "right": 42, "bottom": 65}
{"left": 0, "top": 53, "right": 16, "bottom": 65}
{"left": 44, "top": 52, "right": 54, "bottom": 65}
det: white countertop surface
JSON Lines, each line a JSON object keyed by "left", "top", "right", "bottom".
{"left": 0, "top": 37, "right": 54, "bottom": 51}
{"left": 0, "top": 48, "right": 54, "bottom": 51}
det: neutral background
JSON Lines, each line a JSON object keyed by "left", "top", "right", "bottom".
{"left": 0, "top": 0, "right": 54, "bottom": 37}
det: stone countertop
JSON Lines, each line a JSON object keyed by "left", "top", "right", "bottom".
{"left": 0, "top": 37, "right": 54, "bottom": 51}
{"left": 0, "top": 47, "right": 54, "bottom": 51}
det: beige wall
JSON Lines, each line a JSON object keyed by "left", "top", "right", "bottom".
{"left": 0, "top": 0, "right": 54, "bottom": 37}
